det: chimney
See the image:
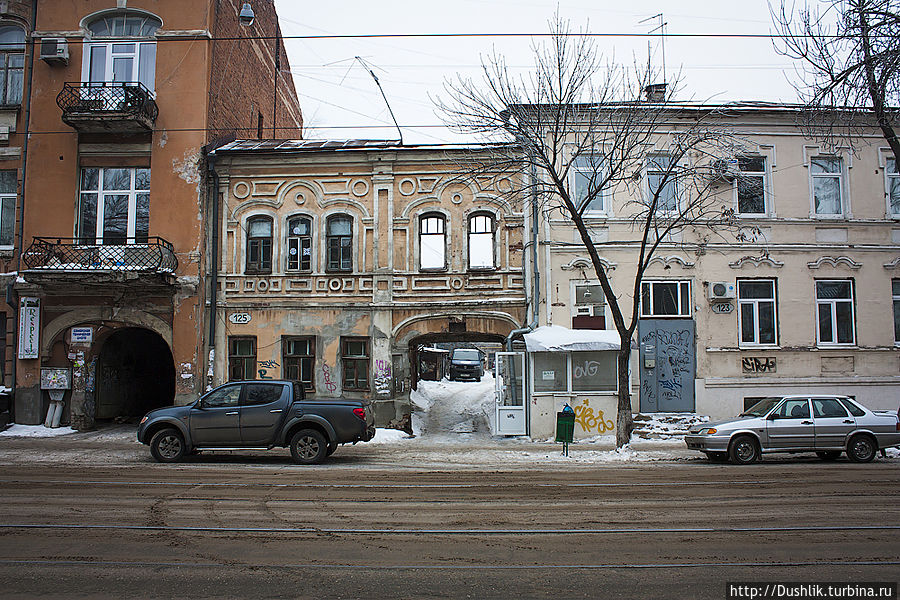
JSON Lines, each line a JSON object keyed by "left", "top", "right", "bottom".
{"left": 644, "top": 83, "right": 667, "bottom": 103}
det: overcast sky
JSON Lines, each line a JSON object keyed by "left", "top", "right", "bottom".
{"left": 273, "top": 0, "right": 801, "bottom": 144}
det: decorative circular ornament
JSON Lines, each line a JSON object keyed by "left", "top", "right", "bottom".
{"left": 450, "top": 277, "right": 464, "bottom": 290}
{"left": 451, "top": 193, "right": 463, "bottom": 205}
{"left": 398, "top": 178, "right": 416, "bottom": 196}
{"left": 328, "top": 278, "right": 343, "bottom": 291}
{"left": 257, "top": 279, "right": 269, "bottom": 292}
{"left": 293, "top": 191, "right": 306, "bottom": 205}
{"left": 351, "top": 179, "right": 370, "bottom": 197}
{"left": 233, "top": 182, "right": 251, "bottom": 199}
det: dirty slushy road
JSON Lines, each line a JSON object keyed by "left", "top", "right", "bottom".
{"left": 0, "top": 431, "right": 897, "bottom": 599}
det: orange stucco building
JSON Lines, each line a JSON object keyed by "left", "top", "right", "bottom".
{"left": 7, "top": 0, "right": 301, "bottom": 427}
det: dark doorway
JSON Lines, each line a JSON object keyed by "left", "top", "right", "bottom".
{"left": 96, "top": 328, "right": 175, "bottom": 420}
{"left": 409, "top": 332, "right": 506, "bottom": 390}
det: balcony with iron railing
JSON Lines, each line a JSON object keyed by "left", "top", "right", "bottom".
{"left": 22, "top": 237, "right": 177, "bottom": 275}
{"left": 57, "top": 82, "right": 159, "bottom": 133}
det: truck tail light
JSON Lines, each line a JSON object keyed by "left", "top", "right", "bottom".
{"left": 353, "top": 408, "right": 366, "bottom": 420}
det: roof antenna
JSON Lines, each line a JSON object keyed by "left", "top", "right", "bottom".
{"left": 355, "top": 56, "right": 403, "bottom": 145}
{"left": 639, "top": 13, "right": 667, "bottom": 86}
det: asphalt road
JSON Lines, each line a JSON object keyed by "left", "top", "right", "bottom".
{"left": 0, "top": 431, "right": 898, "bottom": 599}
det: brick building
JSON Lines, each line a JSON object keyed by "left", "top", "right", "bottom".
{"left": 7, "top": 0, "right": 302, "bottom": 428}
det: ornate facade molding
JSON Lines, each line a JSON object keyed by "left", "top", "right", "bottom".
{"left": 646, "top": 255, "right": 695, "bottom": 269}
{"left": 883, "top": 257, "right": 900, "bottom": 270}
{"left": 728, "top": 255, "right": 785, "bottom": 269}
{"left": 560, "top": 257, "right": 616, "bottom": 271}
{"left": 806, "top": 256, "right": 862, "bottom": 270}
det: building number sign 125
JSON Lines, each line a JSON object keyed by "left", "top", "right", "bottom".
{"left": 229, "top": 313, "right": 252, "bottom": 324}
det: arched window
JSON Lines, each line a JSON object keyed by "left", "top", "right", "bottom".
{"left": 287, "top": 215, "right": 312, "bottom": 272}
{"left": 84, "top": 11, "right": 161, "bottom": 92}
{"left": 246, "top": 216, "right": 273, "bottom": 274}
{"left": 419, "top": 213, "right": 446, "bottom": 270}
{"left": 0, "top": 26, "right": 25, "bottom": 105}
{"left": 468, "top": 213, "right": 495, "bottom": 270}
{"left": 326, "top": 215, "right": 353, "bottom": 272}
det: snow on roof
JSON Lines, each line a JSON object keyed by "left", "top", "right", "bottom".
{"left": 524, "top": 325, "right": 621, "bottom": 352}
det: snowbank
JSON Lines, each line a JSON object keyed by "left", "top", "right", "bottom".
{"left": 524, "top": 325, "right": 621, "bottom": 352}
{"left": 410, "top": 374, "right": 496, "bottom": 437}
{"left": 0, "top": 425, "right": 76, "bottom": 438}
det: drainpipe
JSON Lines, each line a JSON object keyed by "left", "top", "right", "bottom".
{"left": 204, "top": 149, "right": 220, "bottom": 387}
{"left": 506, "top": 158, "right": 540, "bottom": 351}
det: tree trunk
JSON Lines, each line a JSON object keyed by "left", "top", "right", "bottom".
{"left": 615, "top": 346, "right": 633, "bottom": 448}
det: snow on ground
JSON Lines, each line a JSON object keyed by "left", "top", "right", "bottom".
{"left": 410, "top": 374, "right": 497, "bottom": 438}
{"left": 1, "top": 425, "right": 77, "bottom": 438}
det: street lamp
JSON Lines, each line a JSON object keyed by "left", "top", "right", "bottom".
{"left": 239, "top": 3, "right": 255, "bottom": 26}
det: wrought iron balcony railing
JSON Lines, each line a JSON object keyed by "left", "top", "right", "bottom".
{"left": 23, "top": 237, "right": 177, "bottom": 273}
{"left": 57, "top": 81, "right": 159, "bottom": 123}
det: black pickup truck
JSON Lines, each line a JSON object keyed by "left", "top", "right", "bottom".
{"left": 137, "top": 380, "right": 375, "bottom": 464}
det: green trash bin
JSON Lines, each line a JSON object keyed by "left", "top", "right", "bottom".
{"left": 556, "top": 411, "right": 575, "bottom": 456}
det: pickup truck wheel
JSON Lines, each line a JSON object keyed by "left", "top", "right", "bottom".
{"left": 728, "top": 435, "right": 760, "bottom": 465}
{"left": 816, "top": 451, "right": 841, "bottom": 461}
{"left": 149, "top": 428, "right": 185, "bottom": 463}
{"left": 290, "top": 429, "right": 327, "bottom": 465}
{"left": 847, "top": 434, "right": 877, "bottom": 463}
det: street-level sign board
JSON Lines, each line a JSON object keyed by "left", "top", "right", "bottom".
{"left": 229, "top": 313, "right": 252, "bottom": 324}
{"left": 71, "top": 327, "right": 93, "bottom": 344}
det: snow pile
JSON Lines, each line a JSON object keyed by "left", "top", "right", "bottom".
{"left": 367, "top": 428, "right": 413, "bottom": 445}
{"left": 410, "top": 374, "right": 496, "bottom": 437}
{"left": 631, "top": 412, "right": 709, "bottom": 440}
{"left": 0, "top": 425, "right": 76, "bottom": 438}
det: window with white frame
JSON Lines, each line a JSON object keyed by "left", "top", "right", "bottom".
{"left": 0, "top": 25, "right": 25, "bottom": 106}
{"left": 886, "top": 158, "right": 900, "bottom": 217}
{"left": 647, "top": 154, "right": 677, "bottom": 213}
{"left": 737, "top": 156, "right": 767, "bottom": 215}
{"left": 571, "top": 154, "right": 607, "bottom": 214}
{"left": 468, "top": 213, "right": 495, "bottom": 270}
{"left": 0, "top": 170, "right": 15, "bottom": 248}
{"left": 738, "top": 279, "right": 777, "bottom": 345}
{"left": 286, "top": 215, "right": 312, "bottom": 272}
{"left": 84, "top": 12, "right": 160, "bottom": 92}
{"left": 78, "top": 167, "right": 150, "bottom": 245}
{"left": 811, "top": 157, "right": 844, "bottom": 216}
{"left": 419, "top": 213, "right": 446, "bottom": 270}
{"left": 532, "top": 351, "right": 616, "bottom": 393}
{"left": 892, "top": 280, "right": 900, "bottom": 344}
{"left": 641, "top": 280, "right": 691, "bottom": 317}
{"left": 815, "top": 280, "right": 855, "bottom": 345}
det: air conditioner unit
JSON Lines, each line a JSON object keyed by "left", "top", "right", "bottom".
{"left": 575, "top": 305, "right": 594, "bottom": 317}
{"left": 708, "top": 281, "right": 736, "bottom": 301}
{"left": 40, "top": 38, "right": 69, "bottom": 66}
{"left": 710, "top": 158, "right": 739, "bottom": 181}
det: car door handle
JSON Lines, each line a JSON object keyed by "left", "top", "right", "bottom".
{"left": 225, "top": 411, "right": 238, "bottom": 416}
{"left": 270, "top": 409, "right": 283, "bottom": 413}
{"left": 843, "top": 419, "right": 854, "bottom": 424}
{"left": 801, "top": 420, "right": 813, "bottom": 425}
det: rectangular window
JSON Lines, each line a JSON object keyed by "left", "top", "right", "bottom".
{"left": 816, "top": 280, "right": 855, "bottom": 345}
{"left": 893, "top": 280, "right": 900, "bottom": 344}
{"left": 228, "top": 337, "right": 256, "bottom": 381}
{"left": 641, "top": 281, "right": 691, "bottom": 317}
{"left": 738, "top": 279, "right": 777, "bottom": 345}
{"left": 468, "top": 214, "right": 495, "bottom": 269}
{"left": 0, "top": 47, "right": 24, "bottom": 105}
{"left": 287, "top": 217, "right": 312, "bottom": 271}
{"left": 811, "top": 157, "right": 844, "bottom": 216}
{"left": 647, "top": 155, "right": 677, "bottom": 213}
{"left": 571, "top": 351, "right": 617, "bottom": 392}
{"left": 283, "top": 337, "right": 315, "bottom": 391}
{"left": 85, "top": 41, "right": 156, "bottom": 92}
{"left": 571, "top": 154, "right": 607, "bottom": 214}
{"left": 341, "top": 337, "right": 369, "bottom": 391}
{"left": 737, "top": 156, "right": 766, "bottom": 215}
{"left": 887, "top": 158, "right": 900, "bottom": 217}
{"left": 0, "top": 170, "right": 16, "bottom": 247}
{"left": 420, "top": 215, "right": 446, "bottom": 270}
{"left": 246, "top": 218, "right": 273, "bottom": 274}
{"left": 78, "top": 167, "right": 150, "bottom": 244}
{"left": 533, "top": 352, "right": 567, "bottom": 392}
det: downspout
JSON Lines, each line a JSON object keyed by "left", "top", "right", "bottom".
{"left": 204, "top": 149, "right": 220, "bottom": 390}
{"left": 9, "top": 0, "right": 40, "bottom": 419}
{"left": 506, "top": 157, "right": 540, "bottom": 351}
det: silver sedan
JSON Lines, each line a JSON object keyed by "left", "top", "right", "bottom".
{"left": 684, "top": 395, "right": 900, "bottom": 464}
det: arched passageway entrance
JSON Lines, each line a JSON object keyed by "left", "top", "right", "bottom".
{"left": 408, "top": 332, "right": 506, "bottom": 389}
{"left": 96, "top": 328, "right": 175, "bottom": 420}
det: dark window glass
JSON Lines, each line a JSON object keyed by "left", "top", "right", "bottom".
{"left": 737, "top": 156, "right": 766, "bottom": 214}
{"left": 283, "top": 337, "right": 315, "bottom": 391}
{"left": 202, "top": 384, "right": 242, "bottom": 408}
{"left": 812, "top": 398, "right": 848, "bottom": 418}
{"left": 341, "top": 337, "right": 369, "bottom": 391}
{"left": 246, "top": 217, "right": 273, "bottom": 273}
{"left": 243, "top": 383, "right": 285, "bottom": 406}
{"left": 326, "top": 215, "right": 352, "bottom": 271}
{"left": 838, "top": 398, "right": 866, "bottom": 417}
{"left": 773, "top": 399, "right": 810, "bottom": 419}
{"left": 228, "top": 337, "right": 256, "bottom": 381}
{"left": 287, "top": 216, "right": 312, "bottom": 271}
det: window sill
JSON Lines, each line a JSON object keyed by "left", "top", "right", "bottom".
{"left": 467, "top": 268, "right": 498, "bottom": 273}
{"left": 738, "top": 345, "right": 780, "bottom": 351}
{"left": 419, "top": 268, "right": 448, "bottom": 273}
{"left": 815, "top": 344, "right": 857, "bottom": 349}
{"left": 245, "top": 271, "right": 272, "bottom": 276}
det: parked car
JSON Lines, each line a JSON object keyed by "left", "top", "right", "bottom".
{"left": 137, "top": 380, "right": 375, "bottom": 464}
{"left": 684, "top": 395, "right": 900, "bottom": 464}
{"left": 448, "top": 348, "right": 484, "bottom": 382}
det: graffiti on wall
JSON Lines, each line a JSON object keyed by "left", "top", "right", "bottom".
{"left": 573, "top": 360, "right": 604, "bottom": 380}
{"left": 573, "top": 399, "right": 614, "bottom": 434}
{"left": 322, "top": 362, "right": 337, "bottom": 393}
{"left": 258, "top": 359, "right": 280, "bottom": 380}
{"left": 742, "top": 357, "right": 776, "bottom": 373}
{"left": 374, "top": 359, "right": 392, "bottom": 396}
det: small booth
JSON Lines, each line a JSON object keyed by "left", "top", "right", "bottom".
{"left": 418, "top": 347, "right": 450, "bottom": 382}
{"left": 524, "top": 326, "right": 621, "bottom": 440}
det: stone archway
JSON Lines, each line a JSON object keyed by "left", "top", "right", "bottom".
{"left": 95, "top": 327, "right": 175, "bottom": 419}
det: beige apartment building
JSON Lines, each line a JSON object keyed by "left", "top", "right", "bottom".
{"left": 208, "top": 140, "right": 527, "bottom": 424}
{"left": 531, "top": 103, "right": 900, "bottom": 435}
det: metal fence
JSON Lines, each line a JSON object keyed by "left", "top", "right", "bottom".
{"left": 23, "top": 237, "right": 177, "bottom": 273}
{"left": 56, "top": 82, "right": 159, "bottom": 121}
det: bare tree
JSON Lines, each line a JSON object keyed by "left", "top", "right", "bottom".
{"left": 772, "top": 0, "right": 900, "bottom": 157}
{"left": 437, "top": 21, "right": 747, "bottom": 447}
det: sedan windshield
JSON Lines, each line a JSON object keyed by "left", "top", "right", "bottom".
{"left": 453, "top": 349, "right": 481, "bottom": 361}
{"left": 740, "top": 397, "right": 783, "bottom": 417}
